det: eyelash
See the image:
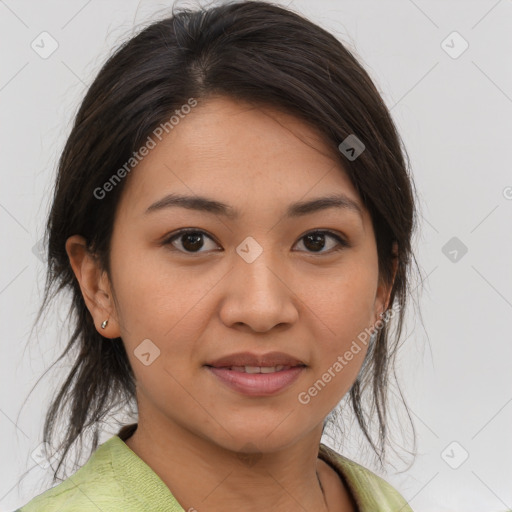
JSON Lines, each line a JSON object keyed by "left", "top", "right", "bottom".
{"left": 161, "top": 228, "right": 350, "bottom": 255}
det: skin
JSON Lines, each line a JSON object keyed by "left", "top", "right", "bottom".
{"left": 66, "top": 96, "right": 397, "bottom": 512}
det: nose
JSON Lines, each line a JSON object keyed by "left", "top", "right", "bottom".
{"left": 218, "top": 243, "right": 299, "bottom": 333}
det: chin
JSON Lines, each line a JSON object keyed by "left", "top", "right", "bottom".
{"left": 207, "top": 428, "right": 307, "bottom": 457}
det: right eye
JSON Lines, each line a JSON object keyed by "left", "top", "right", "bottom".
{"left": 162, "top": 229, "right": 221, "bottom": 254}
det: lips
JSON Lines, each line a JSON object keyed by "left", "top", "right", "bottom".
{"left": 205, "top": 351, "right": 307, "bottom": 369}
{"left": 206, "top": 366, "right": 306, "bottom": 396}
{"left": 205, "top": 352, "right": 307, "bottom": 396}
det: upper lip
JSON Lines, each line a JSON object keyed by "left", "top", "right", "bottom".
{"left": 205, "top": 351, "right": 307, "bottom": 368}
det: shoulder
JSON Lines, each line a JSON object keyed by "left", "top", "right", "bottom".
{"left": 319, "top": 443, "right": 414, "bottom": 511}
{"left": 16, "top": 437, "right": 126, "bottom": 512}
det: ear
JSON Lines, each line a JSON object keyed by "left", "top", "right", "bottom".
{"left": 65, "top": 235, "right": 121, "bottom": 339}
{"left": 373, "top": 241, "right": 399, "bottom": 325}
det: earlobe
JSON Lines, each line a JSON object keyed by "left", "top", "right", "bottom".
{"left": 65, "top": 235, "right": 121, "bottom": 338}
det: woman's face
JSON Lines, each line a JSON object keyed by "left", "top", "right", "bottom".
{"left": 101, "top": 96, "right": 392, "bottom": 452}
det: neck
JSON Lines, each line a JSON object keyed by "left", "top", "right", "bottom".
{"left": 124, "top": 419, "right": 330, "bottom": 512}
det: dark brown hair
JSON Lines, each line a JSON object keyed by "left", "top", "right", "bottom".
{"left": 27, "top": 0, "right": 423, "bottom": 482}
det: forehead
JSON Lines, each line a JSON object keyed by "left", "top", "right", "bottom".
{"left": 117, "top": 96, "right": 366, "bottom": 223}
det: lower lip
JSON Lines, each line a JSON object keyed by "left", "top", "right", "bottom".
{"left": 206, "top": 366, "right": 305, "bottom": 396}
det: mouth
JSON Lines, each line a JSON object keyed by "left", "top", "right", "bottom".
{"left": 205, "top": 350, "right": 307, "bottom": 369}
{"left": 205, "top": 364, "right": 305, "bottom": 373}
{"left": 204, "top": 365, "right": 307, "bottom": 396}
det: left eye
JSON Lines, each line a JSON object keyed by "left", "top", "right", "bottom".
{"left": 162, "top": 229, "right": 349, "bottom": 254}
{"left": 295, "top": 231, "right": 349, "bottom": 253}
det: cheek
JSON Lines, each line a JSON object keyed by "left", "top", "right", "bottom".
{"left": 109, "top": 243, "right": 192, "bottom": 335}
{"left": 109, "top": 246, "right": 217, "bottom": 389}
{"left": 311, "top": 260, "right": 378, "bottom": 335}
{"left": 304, "top": 261, "right": 376, "bottom": 392}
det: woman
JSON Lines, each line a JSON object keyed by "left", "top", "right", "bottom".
{"left": 17, "top": 1, "right": 421, "bottom": 510}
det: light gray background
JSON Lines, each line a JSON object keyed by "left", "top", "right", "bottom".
{"left": 1, "top": 1, "right": 511, "bottom": 511}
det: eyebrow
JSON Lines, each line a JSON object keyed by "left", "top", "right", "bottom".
{"left": 144, "top": 193, "right": 364, "bottom": 220}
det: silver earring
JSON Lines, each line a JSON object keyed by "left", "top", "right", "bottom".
{"left": 101, "top": 319, "right": 109, "bottom": 329}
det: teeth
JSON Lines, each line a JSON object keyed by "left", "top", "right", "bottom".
{"left": 260, "top": 365, "right": 283, "bottom": 373}
{"left": 229, "top": 365, "right": 288, "bottom": 373}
